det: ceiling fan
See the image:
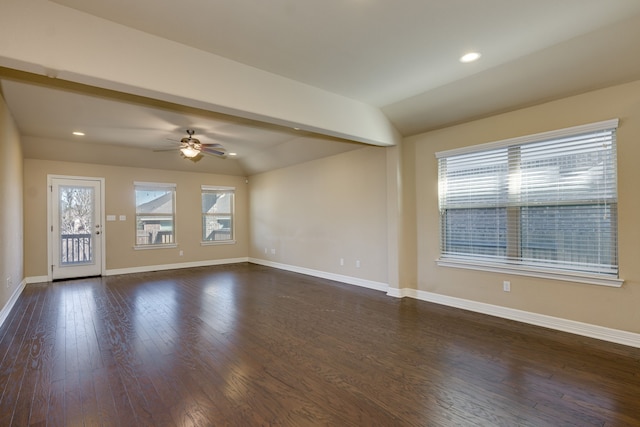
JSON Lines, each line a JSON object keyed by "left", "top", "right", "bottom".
{"left": 162, "top": 129, "right": 227, "bottom": 159}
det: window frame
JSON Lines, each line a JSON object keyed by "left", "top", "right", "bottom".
{"left": 435, "top": 119, "right": 623, "bottom": 288}
{"left": 133, "top": 181, "right": 177, "bottom": 249}
{"left": 200, "top": 185, "right": 235, "bottom": 245}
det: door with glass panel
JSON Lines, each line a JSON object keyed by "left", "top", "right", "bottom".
{"left": 50, "top": 177, "right": 103, "bottom": 280}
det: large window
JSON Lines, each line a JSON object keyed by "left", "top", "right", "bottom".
{"left": 436, "top": 119, "right": 620, "bottom": 286}
{"left": 201, "top": 186, "right": 234, "bottom": 243}
{"left": 135, "top": 182, "right": 176, "bottom": 247}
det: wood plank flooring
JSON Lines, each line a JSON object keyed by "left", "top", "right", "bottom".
{"left": 1, "top": 262, "right": 639, "bottom": 426}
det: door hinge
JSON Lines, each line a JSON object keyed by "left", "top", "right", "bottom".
{"left": 51, "top": 225, "right": 53, "bottom": 232}
{"left": 50, "top": 185, "right": 53, "bottom": 192}
{"left": 51, "top": 265, "right": 54, "bottom": 273}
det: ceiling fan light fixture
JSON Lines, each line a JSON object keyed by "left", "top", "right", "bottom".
{"left": 180, "top": 146, "right": 200, "bottom": 158}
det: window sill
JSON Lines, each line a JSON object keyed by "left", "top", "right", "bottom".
{"left": 201, "top": 240, "right": 236, "bottom": 246}
{"left": 435, "top": 258, "right": 623, "bottom": 288}
{"left": 134, "top": 244, "right": 178, "bottom": 250}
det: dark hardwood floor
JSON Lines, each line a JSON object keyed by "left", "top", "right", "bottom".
{"left": 1, "top": 263, "right": 639, "bottom": 426}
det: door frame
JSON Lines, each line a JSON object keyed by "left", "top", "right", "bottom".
{"left": 47, "top": 174, "right": 106, "bottom": 281}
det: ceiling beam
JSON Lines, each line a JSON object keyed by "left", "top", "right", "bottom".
{"left": 0, "top": 0, "right": 400, "bottom": 147}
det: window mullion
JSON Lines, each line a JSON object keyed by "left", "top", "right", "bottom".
{"left": 506, "top": 146, "right": 521, "bottom": 260}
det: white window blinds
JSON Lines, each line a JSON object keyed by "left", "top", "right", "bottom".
{"left": 437, "top": 120, "right": 618, "bottom": 278}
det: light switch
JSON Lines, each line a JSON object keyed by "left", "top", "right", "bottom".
{"left": 119, "top": 215, "right": 126, "bottom": 221}
{"left": 107, "top": 215, "right": 116, "bottom": 221}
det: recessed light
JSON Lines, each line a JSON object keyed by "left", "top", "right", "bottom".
{"left": 229, "top": 152, "right": 237, "bottom": 156}
{"left": 460, "top": 52, "right": 481, "bottom": 63}
{"left": 72, "top": 131, "right": 85, "bottom": 136}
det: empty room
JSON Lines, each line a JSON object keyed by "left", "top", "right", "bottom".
{"left": 1, "top": 1, "right": 640, "bottom": 425}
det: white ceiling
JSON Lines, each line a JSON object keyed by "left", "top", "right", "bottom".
{"left": 3, "top": 0, "right": 640, "bottom": 175}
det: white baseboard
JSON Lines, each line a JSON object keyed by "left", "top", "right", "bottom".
{"left": 105, "top": 257, "right": 249, "bottom": 276}
{"left": 248, "top": 258, "right": 389, "bottom": 292}
{"left": 0, "top": 279, "right": 27, "bottom": 329}
{"left": 388, "top": 287, "right": 640, "bottom": 349}
{"left": 25, "top": 275, "right": 49, "bottom": 284}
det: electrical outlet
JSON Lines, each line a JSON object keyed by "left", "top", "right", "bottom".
{"left": 271, "top": 248, "right": 276, "bottom": 254}
{"left": 340, "top": 258, "right": 344, "bottom": 266}
{"left": 179, "top": 250, "right": 184, "bottom": 256}
{"left": 6, "top": 277, "right": 11, "bottom": 289}
{"left": 356, "top": 260, "right": 361, "bottom": 268}
{"left": 503, "top": 281, "right": 511, "bottom": 292}
{"left": 264, "top": 248, "right": 268, "bottom": 254}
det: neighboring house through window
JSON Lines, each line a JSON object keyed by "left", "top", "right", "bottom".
{"left": 436, "top": 119, "right": 621, "bottom": 287}
{"left": 135, "top": 182, "right": 176, "bottom": 247}
{"left": 201, "top": 186, "right": 235, "bottom": 243}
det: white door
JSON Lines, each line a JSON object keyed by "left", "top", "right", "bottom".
{"left": 50, "top": 177, "right": 104, "bottom": 280}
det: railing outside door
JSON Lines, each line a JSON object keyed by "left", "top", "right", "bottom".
{"left": 60, "top": 233, "right": 93, "bottom": 264}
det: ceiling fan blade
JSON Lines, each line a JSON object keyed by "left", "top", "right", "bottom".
{"left": 161, "top": 130, "right": 228, "bottom": 159}
{"left": 200, "top": 147, "right": 227, "bottom": 157}
{"left": 200, "top": 143, "right": 225, "bottom": 149}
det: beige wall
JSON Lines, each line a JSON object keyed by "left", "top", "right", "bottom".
{"left": 249, "top": 146, "right": 389, "bottom": 283}
{"left": 407, "top": 79, "right": 640, "bottom": 333}
{"left": 0, "top": 93, "right": 23, "bottom": 309}
{"left": 23, "top": 159, "right": 249, "bottom": 277}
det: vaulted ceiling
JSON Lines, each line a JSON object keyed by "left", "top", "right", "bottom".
{"left": 2, "top": 0, "right": 640, "bottom": 175}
